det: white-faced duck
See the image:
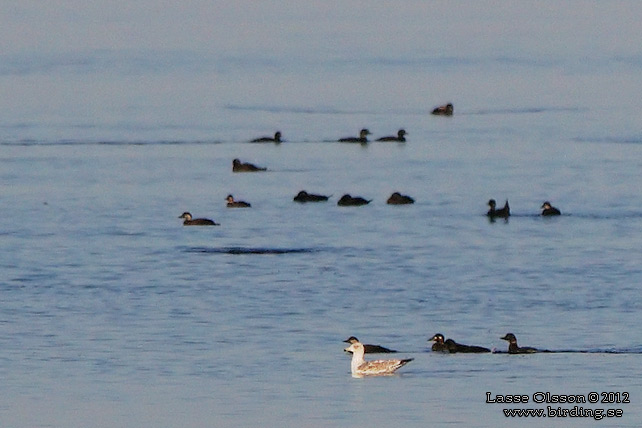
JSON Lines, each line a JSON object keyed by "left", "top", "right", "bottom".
{"left": 343, "top": 336, "right": 397, "bottom": 354}
{"left": 226, "top": 194, "right": 251, "bottom": 208}
{"left": 487, "top": 199, "right": 510, "bottom": 218}
{"left": 178, "top": 212, "right": 219, "bottom": 226}
{"left": 387, "top": 192, "right": 415, "bottom": 205}
{"left": 338, "top": 128, "right": 370, "bottom": 143}
{"left": 293, "top": 190, "right": 330, "bottom": 203}
{"left": 541, "top": 201, "right": 561, "bottom": 216}
{"left": 251, "top": 131, "right": 282, "bottom": 143}
{"left": 337, "top": 194, "right": 371, "bottom": 206}
{"left": 429, "top": 333, "right": 490, "bottom": 353}
{"left": 376, "top": 129, "right": 407, "bottom": 142}
{"left": 431, "top": 103, "right": 454, "bottom": 116}
{"left": 232, "top": 158, "right": 267, "bottom": 172}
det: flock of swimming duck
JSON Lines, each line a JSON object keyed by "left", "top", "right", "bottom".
{"left": 343, "top": 333, "right": 547, "bottom": 377}
{"left": 179, "top": 108, "right": 562, "bottom": 225}
{"left": 243, "top": 103, "right": 451, "bottom": 144}
{"left": 179, "top": 158, "right": 421, "bottom": 224}
{"left": 179, "top": 179, "right": 561, "bottom": 226}
{"left": 180, "top": 189, "right": 560, "bottom": 225}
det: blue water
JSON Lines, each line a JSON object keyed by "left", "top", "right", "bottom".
{"left": 2, "top": 2, "right": 642, "bottom": 427}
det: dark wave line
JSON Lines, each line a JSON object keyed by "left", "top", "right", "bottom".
{"left": 226, "top": 103, "right": 583, "bottom": 117}
{"left": 0, "top": 139, "right": 223, "bottom": 147}
{"left": 486, "top": 212, "right": 642, "bottom": 220}
{"left": 491, "top": 348, "right": 642, "bottom": 354}
{"left": 227, "top": 103, "right": 429, "bottom": 116}
{"left": 564, "top": 212, "right": 642, "bottom": 220}
{"left": 224, "top": 104, "right": 378, "bottom": 115}
{"left": 185, "top": 246, "right": 319, "bottom": 255}
{"left": 463, "top": 106, "right": 585, "bottom": 115}
{"left": 574, "top": 137, "right": 642, "bottom": 145}
{"left": 554, "top": 348, "right": 642, "bottom": 354}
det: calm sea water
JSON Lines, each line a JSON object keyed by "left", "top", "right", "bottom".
{"left": 2, "top": 2, "right": 642, "bottom": 427}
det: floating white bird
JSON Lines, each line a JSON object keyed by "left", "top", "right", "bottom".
{"left": 344, "top": 341, "right": 413, "bottom": 378}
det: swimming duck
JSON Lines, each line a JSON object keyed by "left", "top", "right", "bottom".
{"left": 429, "top": 333, "right": 450, "bottom": 352}
{"left": 251, "top": 131, "right": 282, "bottom": 143}
{"left": 232, "top": 158, "right": 267, "bottom": 172}
{"left": 178, "top": 212, "right": 219, "bottom": 226}
{"left": 337, "top": 194, "right": 371, "bottom": 206}
{"left": 431, "top": 103, "right": 454, "bottom": 116}
{"left": 344, "top": 340, "right": 412, "bottom": 377}
{"left": 541, "top": 201, "right": 561, "bottom": 216}
{"left": 429, "top": 333, "right": 490, "bottom": 353}
{"left": 376, "top": 129, "right": 407, "bottom": 142}
{"left": 338, "top": 129, "right": 370, "bottom": 143}
{"left": 343, "top": 336, "right": 397, "bottom": 354}
{"left": 500, "top": 333, "right": 539, "bottom": 354}
{"left": 226, "top": 194, "right": 251, "bottom": 208}
{"left": 386, "top": 192, "right": 415, "bottom": 205}
{"left": 293, "top": 190, "right": 330, "bottom": 203}
{"left": 487, "top": 199, "right": 510, "bottom": 218}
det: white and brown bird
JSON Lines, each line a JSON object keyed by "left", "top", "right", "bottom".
{"left": 344, "top": 340, "right": 413, "bottom": 378}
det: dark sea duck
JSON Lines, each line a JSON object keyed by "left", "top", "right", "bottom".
{"left": 338, "top": 128, "right": 371, "bottom": 143}
{"left": 344, "top": 340, "right": 412, "bottom": 378}
{"left": 293, "top": 190, "right": 330, "bottom": 203}
{"left": 500, "top": 333, "right": 542, "bottom": 354}
{"left": 343, "top": 336, "right": 397, "bottom": 354}
{"left": 487, "top": 199, "right": 510, "bottom": 218}
{"left": 178, "top": 212, "right": 219, "bottom": 226}
{"left": 431, "top": 103, "right": 454, "bottom": 116}
{"left": 429, "top": 333, "right": 490, "bottom": 353}
{"left": 386, "top": 192, "right": 415, "bottom": 205}
{"left": 232, "top": 158, "right": 267, "bottom": 172}
{"left": 226, "top": 194, "right": 251, "bottom": 208}
{"left": 541, "top": 201, "right": 561, "bottom": 216}
{"left": 251, "top": 131, "right": 282, "bottom": 143}
{"left": 376, "top": 129, "right": 407, "bottom": 142}
{"left": 337, "top": 194, "right": 371, "bottom": 206}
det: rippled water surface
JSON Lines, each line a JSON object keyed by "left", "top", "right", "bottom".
{"left": 2, "top": 2, "right": 642, "bottom": 427}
